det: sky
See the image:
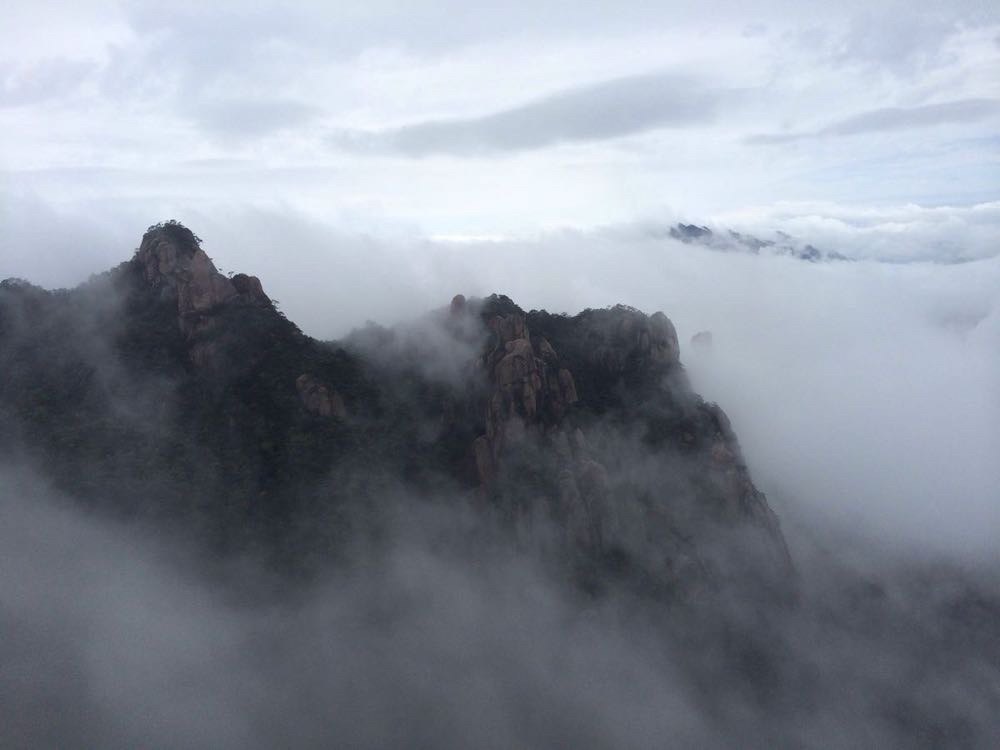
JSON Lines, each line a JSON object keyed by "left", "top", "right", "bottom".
{"left": 1, "top": 0, "right": 998, "bottom": 259}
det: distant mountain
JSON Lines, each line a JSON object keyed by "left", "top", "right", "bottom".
{"left": 666, "top": 222, "right": 850, "bottom": 262}
{"left": 0, "top": 220, "right": 789, "bottom": 591}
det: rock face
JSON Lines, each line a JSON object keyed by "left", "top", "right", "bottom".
{"left": 136, "top": 223, "right": 238, "bottom": 331}
{"left": 577, "top": 305, "right": 680, "bottom": 376}
{"left": 296, "top": 374, "right": 347, "bottom": 419}
{"left": 458, "top": 295, "right": 789, "bottom": 583}
{"left": 230, "top": 273, "right": 270, "bottom": 305}
{"left": 134, "top": 222, "right": 273, "bottom": 372}
{"left": 473, "top": 307, "right": 580, "bottom": 488}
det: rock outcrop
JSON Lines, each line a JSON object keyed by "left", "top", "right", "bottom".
{"left": 133, "top": 222, "right": 274, "bottom": 373}
{"left": 135, "top": 222, "right": 272, "bottom": 323}
{"left": 230, "top": 273, "right": 270, "bottom": 305}
{"left": 296, "top": 374, "right": 347, "bottom": 419}
{"left": 457, "top": 295, "right": 788, "bottom": 580}
{"left": 135, "top": 223, "right": 239, "bottom": 332}
{"left": 472, "top": 305, "right": 580, "bottom": 490}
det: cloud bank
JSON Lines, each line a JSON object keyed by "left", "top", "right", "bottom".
{"left": 2, "top": 450, "right": 998, "bottom": 748}
{"left": 747, "top": 98, "right": 1000, "bottom": 143}
{"left": 331, "top": 73, "right": 719, "bottom": 156}
{"left": 3, "top": 197, "right": 997, "bottom": 562}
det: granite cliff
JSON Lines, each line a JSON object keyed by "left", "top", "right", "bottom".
{"left": 0, "top": 221, "right": 789, "bottom": 592}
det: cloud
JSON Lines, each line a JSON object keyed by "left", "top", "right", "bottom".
{"left": 3, "top": 187, "right": 1000, "bottom": 746}
{"left": 0, "top": 192, "right": 138, "bottom": 288}
{"left": 181, "top": 207, "right": 999, "bottom": 562}
{"left": 830, "top": 11, "right": 960, "bottom": 72}
{"left": 746, "top": 98, "right": 1000, "bottom": 143}
{"left": 714, "top": 200, "right": 1000, "bottom": 262}
{"left": 2, "top": 428, "right": 999, "bottom": 746}
{"left": 0, "top": 467, "right": 720, "bottom": 748}
{"left": 824, "top": 98, "right": 1000, "bottom": 135}
{"left": 330, "top": 73, "right": 719, "bottom": 156}
{"left": 183, "top": 97, "right": 323, "bottom": 139}
{"left": 3, "top": 5, "right": 997, "bottom": 216}
{"left": 0, "top": 58, "right": 94, "bottom": 108}
{"left": 8, "top": 194, "right": 998, "bottom": 562}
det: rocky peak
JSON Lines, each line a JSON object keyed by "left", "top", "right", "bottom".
{"left": 469, "top": 298, "right": 684, "bottom": 483}
{"left": 131, "top": 222, "right": 277, "bottom": 376}
{"left": 578, "top": 305, "right": 680, "bottom": 376}
{"left": 134, "top": 222, "right": 271, "bottom": 334}
{"left": 459, "top": 295, "right": 788, "bottom": 576}
{"left": 469, "top": 300, "right": 579, "bottom": 484}
{"left": 136, "top": 222, "right": 237, "bottom": 327}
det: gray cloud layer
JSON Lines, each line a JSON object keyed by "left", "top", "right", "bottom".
{"left": 331, "top": 73, "right": 719, "bottom": 156}
{"left": 0, "top": 59, "right": 95, "bottom": 108}
{"left": 747, "top": 98, "right": 1000, "bottom": 144}
{"left": 185, "top": 97, "right": 323, "bottom": 139}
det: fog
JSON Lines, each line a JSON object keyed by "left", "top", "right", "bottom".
{"left": 3, "top": 0, "right": 998, "bottom": 743}
{"left": 3, "top": 458, "right": 999, "bottom": 749}
{"left": 59, "top": 203, "right": 991, "bottom": 563}
{"left": 1, "top": 205, "right": 999, "bottom": 746}
{"left": 0, "top": 465, "right": 716, "bottom": 748}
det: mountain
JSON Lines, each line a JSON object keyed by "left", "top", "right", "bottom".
{"left": 666, "top": 222, "right": 849, "bottom": 261}
{"left": 0, "top": 220, "right": 789, "bottom": 592}
{"left": 4, "top": 221, "right": 1000, "bottom": 748}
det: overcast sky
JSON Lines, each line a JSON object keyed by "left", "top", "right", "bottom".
{"left": 1, "top": 0, "right": 997, "bottom": 263}
{"left": 1, "top": 0, "right": 999, "bottom": 589}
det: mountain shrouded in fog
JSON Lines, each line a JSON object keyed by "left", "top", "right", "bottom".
{"left": 0, "top": 222, "right": 790, "bottom": 586}
{"left": 3, "top": 0, "right": 999, "bottom": 745}
{"left": 1, "top": 223, "right": 998, "bottom": 748}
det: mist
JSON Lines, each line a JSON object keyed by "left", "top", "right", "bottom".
{"left": 4, "top": 453, "right": 999, "bottom": 749}
{"left": 2, "top": 216, "right": 999, "bottom": 747}
{"left": 3, "top": 0, "right": 999, "bottom": 744}
{"left": 27, "top": 202, "right": 990, "bottom": 562}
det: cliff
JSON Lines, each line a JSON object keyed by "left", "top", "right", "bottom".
{"left": 0, "top": 222, "right": 790, "bottom": 593}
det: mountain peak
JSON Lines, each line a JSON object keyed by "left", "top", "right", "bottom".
{"left": 134, "top": 221, "right": 271, "bottom": 333}
{"left": 142, "top": 219, "right": 203, "bottom": 256}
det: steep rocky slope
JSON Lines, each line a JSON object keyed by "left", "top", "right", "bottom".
{"left": 0, "top": 221, "right": 789, "bottom": 592}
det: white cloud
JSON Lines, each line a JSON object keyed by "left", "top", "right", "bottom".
{"left": 716, "top": 200, "right": 1000, "bottom": 261}
{"left": 6, "top": 195, "right": 997, "bottom": 563}
{"left": 2, "top": 1, "right": 997, "bottom": 226}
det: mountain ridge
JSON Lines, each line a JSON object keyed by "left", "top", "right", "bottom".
{"left": 0, "top": 221, "right": 790, "bottom": 594}
{"left": 5, "top": 223, "right": 1000, "bottom": 749}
